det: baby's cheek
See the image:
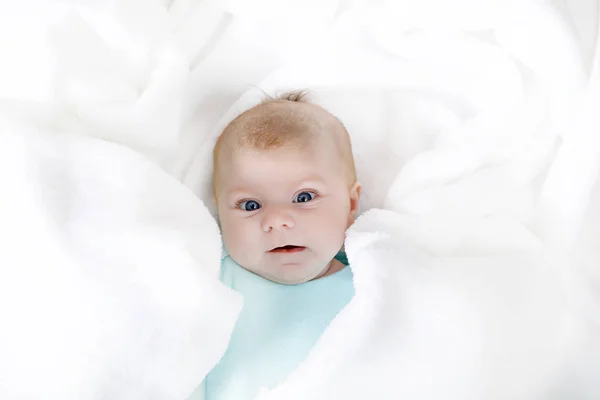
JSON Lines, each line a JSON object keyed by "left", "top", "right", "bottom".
{"left": 221, "top": 219, "right": 243, "bottom": 252}
{"left": 233, "top": 220, "right": 259, "bottom": 253}
{"left": 323, "top": 210, "right": 348, "bottom": 246}
{"left": 228, "top": 223, "right": 245, "bottom": 247}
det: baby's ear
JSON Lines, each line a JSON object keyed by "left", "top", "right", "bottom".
{"left": 348, "top": 181, "right": 362, "bottom": 221}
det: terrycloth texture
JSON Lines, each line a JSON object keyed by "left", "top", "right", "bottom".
{"left": 200, "top": 255, "right": 353, "bottom": 400}
{"left": 0, "top": 118, "right": 242, "bottom": 399}
{"left": 0, "top": 0, "right": 599, "bottom": 399}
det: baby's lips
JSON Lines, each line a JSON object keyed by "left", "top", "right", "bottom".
{"left": 268, "top": 245, "right": 306, "bottom": 252}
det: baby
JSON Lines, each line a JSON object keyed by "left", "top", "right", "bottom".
{"left": 201, "top": 91, "right": 361, "bottom": 400}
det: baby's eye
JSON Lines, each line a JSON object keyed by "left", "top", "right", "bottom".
{"left": 293, "top": 191, "right": 316, "bottom": 203}
{"left": 238, "top": 200, "right": 261, "bottom": 211}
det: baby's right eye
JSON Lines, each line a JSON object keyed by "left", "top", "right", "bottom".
{"left": 238, "top": 200, "right": 261, "bottom": 211}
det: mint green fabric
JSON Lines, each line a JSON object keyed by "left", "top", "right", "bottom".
{"left": 203, "top": 253, "right": 354, "bottom": 400}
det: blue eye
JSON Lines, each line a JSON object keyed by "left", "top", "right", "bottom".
{"left": 239, "top": 200, "right": 261, "bottom": 211}
{"left": 294, "top": 191, "right": 316, "bottom": 203}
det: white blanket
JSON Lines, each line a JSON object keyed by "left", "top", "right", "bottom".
{"left": 0, "top": 0, "right": 599, "bottom": 399}
{"left": 0, "top": 117, "right": 241, "bottom": 399}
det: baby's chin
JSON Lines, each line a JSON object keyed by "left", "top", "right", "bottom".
{"left": 260, "top": 264, "right": 329, "bottom": 285}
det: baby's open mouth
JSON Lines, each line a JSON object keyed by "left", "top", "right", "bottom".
{"left": 269, "top": 245, "right": 306, "bottom": 253}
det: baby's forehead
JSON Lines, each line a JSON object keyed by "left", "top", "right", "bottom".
{"left": 226, "top": 142, "right": 330, "bottom": 173}
{"left": 213, "top": 97, "right": 355, "bottom": 195}
{"left": 217, "top": 147, "right": 332, "bottom": 197}
{"left": 217, "top": 108, "right": 328, "bottom": 174}
{"left": 226, "top": 101, "right": 341, "bottom": 146}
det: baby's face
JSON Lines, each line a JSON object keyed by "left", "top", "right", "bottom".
{"left": 215, "top": 143, "right": 359, "bottom": 284}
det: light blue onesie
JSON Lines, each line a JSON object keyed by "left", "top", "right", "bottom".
{"left": 202, "top": 253, "right": 354, "bottom": 400}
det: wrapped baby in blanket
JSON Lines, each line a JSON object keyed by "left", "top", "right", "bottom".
{"left": 189, "top": 91, "right": 362, "bottom": 399}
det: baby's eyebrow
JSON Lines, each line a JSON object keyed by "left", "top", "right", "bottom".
{"left": 295, "top": 177, "right": 326, "bottom": 187}
{"left": 225, "top": 188, "right": 252, "bottom": 198}
{"left": 216, "top": 185, "right": 252, "bottom": 202}
{"left": 222, "top": 177, "right": 325, "bottom": 199}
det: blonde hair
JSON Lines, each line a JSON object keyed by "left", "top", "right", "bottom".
{"left": 212, "top": 90, "right": 357, "bottom": 194}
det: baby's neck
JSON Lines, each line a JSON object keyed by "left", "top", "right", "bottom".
{"left": 310, "top": 258, "right": 346, "bottom": 281}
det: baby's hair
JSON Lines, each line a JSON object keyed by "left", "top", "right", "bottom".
{"left": 212, "top": 89, "right": 357, "bottom": 195}
{"left": 214, "top": 89, "right": 316, "bottom": 155}
{"left": 260, "top": 89, "right": 310, "bottom": 104}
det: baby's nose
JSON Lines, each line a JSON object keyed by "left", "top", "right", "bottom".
{"left": 261, "top": 206, "right": 295, "bottom": 232}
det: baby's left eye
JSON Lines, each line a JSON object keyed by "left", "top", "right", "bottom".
{"left": 293, "top": 191, "right": 316, "bottom": 203}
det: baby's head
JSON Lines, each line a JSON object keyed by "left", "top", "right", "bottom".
{"left": 212, "top": 91, "right": 361, "bottom": 284}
